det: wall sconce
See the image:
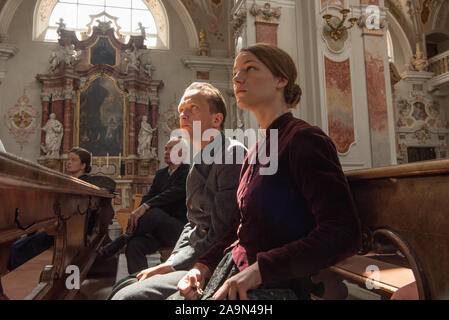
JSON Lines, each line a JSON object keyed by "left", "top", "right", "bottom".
{"left": 322, "top": 8, "right": 358, "bottom": 41}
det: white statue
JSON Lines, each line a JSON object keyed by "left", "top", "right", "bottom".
{"left": 41, "top": 113, "right": 63, "bottom": 158}
{"left": 149, "top": 147, "right": 158, "bottom": 160}
{"left": 56, "top": 18, "right": 66, "bottom": 34}
{"left": 139, "top": 50, "right": 156, "bottom": 78}
{"left": 138, "top": 115, "right": 157, "bottom": 158}
{"left": 49, "top": 44, "right": 79, "bottom": 72}
{"left": 124, "top": 45, "right": 140, "bottom": 74}
{"left": 49, "top": 46, "right": 64, "bottom": 72}
{"left": 136, "top": 22, "right": 147, "bottom": 38}
{"left": 62, "top": 44, "right": 80, "bottom": 66}
{"left": 123, "top": 43, "right": 155, "bottom": 77}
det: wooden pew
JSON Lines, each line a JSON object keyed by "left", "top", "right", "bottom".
{"left": 0, "top": 151, "right": 114, "bottom": 300}
{"left": 322, "top": 159, "right": 449, "bottom": 300}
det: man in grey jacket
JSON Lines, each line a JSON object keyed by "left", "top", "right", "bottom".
{"left": 111, "top": 82, "right": 246, "bottom": 300}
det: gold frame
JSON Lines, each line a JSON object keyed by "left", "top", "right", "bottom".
{"left": 75, "top": 73, "right": 128, "bottom": 157}
{"left": 88, "top": 36, "right": 119, "bottom": 67}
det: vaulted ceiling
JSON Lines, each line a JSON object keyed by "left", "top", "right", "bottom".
{"left": 386, "top": 0, "right": 449, "bottom": 45}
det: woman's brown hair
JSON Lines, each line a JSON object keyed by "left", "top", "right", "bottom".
{"left": 69, "top": 147, "right": 92, "bottom": 174}
{"left": 240, "top": 43, "right": 302, "bottom": 108}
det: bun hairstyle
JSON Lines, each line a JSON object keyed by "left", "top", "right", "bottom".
{"left": 69, "top": 147, "right": 92, "bottom": 174}
{"left": 240, "top": 43, "right": 302, "bottom": 108}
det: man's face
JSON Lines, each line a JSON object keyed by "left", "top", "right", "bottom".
{"left": 178, "top": 89, "right": 223, "bottom": 142}
{"left": 164, "top": 140, "right": 182, "bottom": 165}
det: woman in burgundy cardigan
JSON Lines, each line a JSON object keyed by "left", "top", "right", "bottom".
{"left": 175, "top": 43, "right": 362, "bottom": 300}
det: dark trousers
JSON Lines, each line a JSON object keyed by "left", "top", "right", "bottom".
{"left": 7, "top": 232, "right": 54, "bottom": 271}
{"left": 125, "top": 207, "right": 184, "bottom": 274}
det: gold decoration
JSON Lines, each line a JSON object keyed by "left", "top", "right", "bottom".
{"left": 322, "top": 8, "right": 358, "bottom": 41}
{"left": 197, "top": 29, "right": 210, "bottom": 57}
{"left": 410, "top": 43, "right": 429, "bottom": 72}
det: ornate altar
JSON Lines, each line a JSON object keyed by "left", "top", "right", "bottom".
{"left": 36, "top": 19, "right": 164, "bottom": 213}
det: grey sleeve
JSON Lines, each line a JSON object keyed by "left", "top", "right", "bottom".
{"left": 170, "top": 160, "right": 242, "bottom": 271}
{"left": 170, "top": 221, "right": 195, "bottom": 255}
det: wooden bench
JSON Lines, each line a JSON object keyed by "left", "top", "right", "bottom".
{"left": 328, "top": 253, "right": 417, "bottom": 299}
{"left": 316, "top": 159, "right": 449, "bottom": 300}
{"left": 0, "top": 152, "right": 114, "bottom": 300}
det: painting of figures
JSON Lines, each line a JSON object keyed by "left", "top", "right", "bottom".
{"left": 90, "top": 37, "right": 117, "bottom": 66}
{"left": 78, "top": 76, "right": 125, "bottom": 156}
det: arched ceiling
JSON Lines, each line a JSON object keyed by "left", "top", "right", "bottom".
{"left": 385, "top": 0, "right": 448, "bottom": 51}
{"left": 386, "top": 0, "right": 449, "bottom": 35}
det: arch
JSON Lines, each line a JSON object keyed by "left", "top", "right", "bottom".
{"left": 386, "top": 11, "right": 413, "bottom": 73}
{"left": 0, "top": 0, "right": 25, "bottom": 37}
{"left": 169, "top": 0, "right": 198, "bottom": 49}
{"left": 431, "top": 0, "right": 449, "bottom": 31}
{"left": 425, "top": 28, "right": 449, "bottom": 39}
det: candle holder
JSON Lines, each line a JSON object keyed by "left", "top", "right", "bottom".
{"left": 323, "top": 8, "right": 358, "bottom": 41}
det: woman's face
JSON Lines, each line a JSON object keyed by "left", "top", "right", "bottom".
{"left": 66, "top": 152, "right": 85, "bottom": 175}
{"left": 232, "top": 51, "right": 282, "bottom": 110}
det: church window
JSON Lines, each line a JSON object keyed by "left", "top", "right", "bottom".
{"left": 34, "top": 0, "right": 168, "bottom": 49}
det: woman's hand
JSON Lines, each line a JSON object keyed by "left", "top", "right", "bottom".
{"left": 213, "top": 262, "right": 262, "bottom": 300}
{"left": 177, "top": 263, "right": 211, "bottom": 300}
{"left": 136, "top": 262, "right": 174, "bottom": 282}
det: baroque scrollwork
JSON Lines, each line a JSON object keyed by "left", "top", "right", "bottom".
{"left": 231, "top": 8, "right": 247, "bottom": 37}
{"left": 250, "top": 2, "right": 281, "bottom": 24}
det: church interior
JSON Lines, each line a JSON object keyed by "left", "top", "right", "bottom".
{"left": 1, "top": 0, "right": 449, "bottom": 301}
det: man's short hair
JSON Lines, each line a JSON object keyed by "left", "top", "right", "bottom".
{"left": 183, "top": 82, "right": 227, "bottom": 130}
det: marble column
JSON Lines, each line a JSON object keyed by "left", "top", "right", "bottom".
{"left": 151, "top": 100, "right": 159, "bottom": 148}
{"left": 63, "top": 90, "right": 74, "bottom": 154}
{"left": 360, "top": 0, "right": 393, "bottom": 167}
{"left": 128, "top": 92, "right": 137, "bottom": 156}
{"left": 52, "top": 99, "right": 64, "bottom": 125}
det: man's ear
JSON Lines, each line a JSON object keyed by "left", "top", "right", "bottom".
{"left": 276, "top": 78, "right": 288, "bottom": 90}
{"left": 81, "top": 163, "right": 86, "bottom": 172}
{"left": 212, "top": 113, "right": 224, "bottom": 129}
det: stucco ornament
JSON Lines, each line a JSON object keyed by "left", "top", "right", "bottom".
{"left": 6, "top": 91, "right": 39, "bottom": 150}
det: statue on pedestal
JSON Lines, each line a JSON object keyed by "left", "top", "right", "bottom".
{"left": 41, "top": 113, "right": 63, "bottom": 158}
{"left": 56, "top": 18, "right": 66, "bottom": 35}
{"left": 136, "top": 22, "right": 147, "bottom": 38}
{"left": 197, "top": 29, "right": 210, "bottom": 57}
{"left": 137, "top": 115, "right": 157, "bottom": 158}
{"left": 410, "top": 43, "right": 429, "bottom": 72}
